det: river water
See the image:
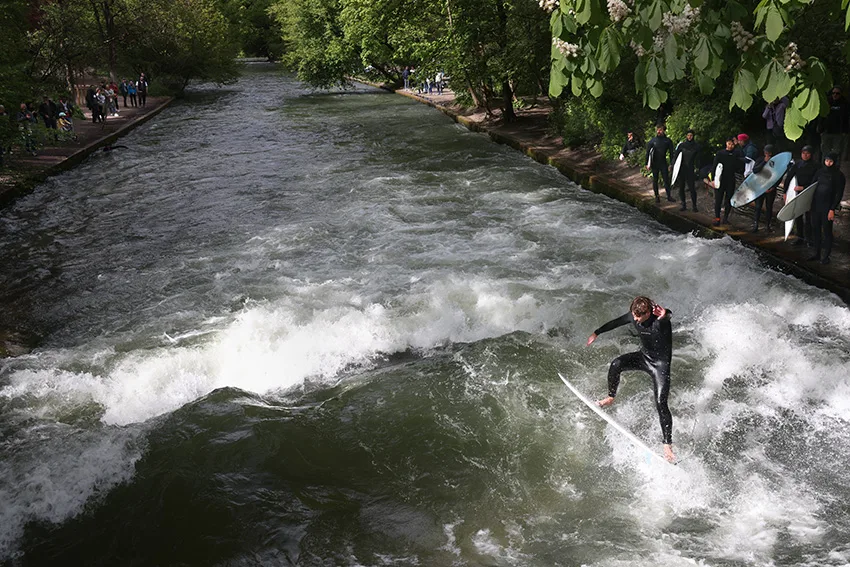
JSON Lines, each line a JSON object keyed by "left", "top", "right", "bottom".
{"left": 1, "top": 64, "right": 850, "bottom": 566}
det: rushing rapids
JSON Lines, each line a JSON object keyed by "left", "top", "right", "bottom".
{"left": 1, "top": 64, "right": 849, "bottom": 566}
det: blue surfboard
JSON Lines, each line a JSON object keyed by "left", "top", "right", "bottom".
{"left": 730, "top": 152, "right": 792, "bottom": 208}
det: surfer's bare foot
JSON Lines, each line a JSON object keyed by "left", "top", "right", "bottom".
{"left": 663, "top": 444, "right": 676, "bottom": 463}
{"left": 597, "top": 396, "right": 615, "bottom": 408}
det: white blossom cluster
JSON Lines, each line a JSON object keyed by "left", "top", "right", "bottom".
{"left": 783, "top": 42, "right": 806, "bottom": 71}
{"left": 653, "top": 31, "right": 666, "bottom": 51}
{"left": 731, "top": 21, "right": 756, "bottom": 51}
{"left": 607, "top": 0, "right": 631, "bottom": 23}
{"left": 553, "top": 37, "right": 580, "bottom": 58}
{"left": 538, "top": 0, "right": 559, "bottom": 13}
{"left": 630, "top": 40, "right": 647, "bottom": 57}
{"left": 661, "top": 4, "right": 700, "bottom": 35}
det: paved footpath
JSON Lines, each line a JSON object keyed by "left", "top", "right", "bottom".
{"left": 0, "top": 96, "right": 172, "bottom": 205}
{"left": 390, "top": 85, "right": 850, "bottom": 303}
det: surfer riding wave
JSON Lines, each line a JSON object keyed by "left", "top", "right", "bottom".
{"left": 587, "top": 296, "right": 675, "bottom": 463}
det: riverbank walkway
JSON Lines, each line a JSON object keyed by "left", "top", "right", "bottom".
{"left": 391, "top": 85, "right": 850, "bottom": 303}
{"left": 0, "top": 96, "right": 172, "bottom": 206}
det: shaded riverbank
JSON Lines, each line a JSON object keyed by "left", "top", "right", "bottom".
{"left": 0, "top": 96, "right": 173, "bottom": 207}
{"left": 383, "top": 84, "right": 850, "bottom": 303}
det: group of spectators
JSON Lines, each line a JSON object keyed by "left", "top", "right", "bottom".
{"left": 0, "top": 73, "right": 149, "bottom": 166}
{"left": 401, "top": 67, "right": 447, "bottom": 95}
{"left": 0, "top": 95, "right": 78, "bottom": 162}
{"left": 85, "top": 74, "right": 149, "bottom": 124}
{"left": 624, "top": 85, "right": 848, "bottom": 266}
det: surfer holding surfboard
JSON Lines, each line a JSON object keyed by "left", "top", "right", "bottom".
{"left": 782, "top": 145, "right": 818, "bottom": 245}
{"left": 586, "top": 296, "right": 675, "bottom": 463}
{"left": 710, "top": 137, "right": 745, "bottom": 226}
{"left": 645, "top": 124, "right": 675, "bottom": 204}
{"left": 673, "top": 129, "right": 700, "bottom": 212}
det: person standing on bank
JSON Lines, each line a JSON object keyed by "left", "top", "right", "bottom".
{"left": 819, "top": 86, "right": 849, "bottom": 163}
{"left": 645, "top": 124, "right": 675, "bottom": 203}
{"left": 137, "top": 73, "right": 148, "bottom": 107}
{"left": 587, "top": 296, "right": 675, "bottom": 463}
{"left": 783, "top": 144, "right": 818, "bottom": 245}
{"left": 711, "top": 137, "right": 745, "bottom": 226}
{"left": 807, "top": 153, "right": 846, "bottom": 264}
{"left": 751, "top": 144, "right": 782, "bottom": 232}
{"left": 673, "top": 129, "right": 700, "bottom": 212}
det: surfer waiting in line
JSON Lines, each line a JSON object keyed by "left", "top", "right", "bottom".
{"left": 586, "top": 296, "right": 675, "bottom": 463}
{"left": 751, "top": 144, "right": 782, "bottom": 233}
{"left": 673, "top": 129, "right": 700, "bottom": 212}
{"left": 645, "top": 124, "right": 675, "bottom": 204}
{"left": 710, "top": 137, "right": 745, "bottom": 226}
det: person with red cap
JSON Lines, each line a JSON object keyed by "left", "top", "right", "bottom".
{"left": 736, "top": 133, "right": 759, "bottom": 161}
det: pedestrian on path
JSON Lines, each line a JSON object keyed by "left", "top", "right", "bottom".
{"left": 128, "top": 81, "right": 138, "bottom": 107}
{"left": 138, "top": 74, "right": 148, "bottom": 107}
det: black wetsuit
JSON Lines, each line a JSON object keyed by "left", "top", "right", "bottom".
{"left": 594, "top": 310, "right": 673, "bottom": 445}
{"left": 752, "top": 155, "right": 787, "bottom": 230}
{"left": 674, "top": 139, "right": 700, "bottom": 210}
{"left": 810, "top": 164, "right": 846, "bottom": 260}
{"left": 711, "top": 148, "right": 745, "bottom": 222}
{"left": 646, "top": 135, "right": 675, "bottom": 202}
{"left": 783, "top": 157, "right": 818, "bottom": 242}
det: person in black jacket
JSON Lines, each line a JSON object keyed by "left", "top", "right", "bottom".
{"left": 711, "top": 137, "right": 745, "bottom": 226}
{"left": 673, "top": 129, "right": 700, "bottom": 211}
{"left": 587, "top": 295, "right": 675, "bottom": 463}
{"left": 645, "top": 124, "right": 675, "bottom": 203}
{"left": 819, "top": 86, "right": 849, "bottom": 163}
{"left": 782, "top": 145, "right": 818, "bottom": 245}
{"left": 807, "top": 153, "right": 846, "bottom": 264}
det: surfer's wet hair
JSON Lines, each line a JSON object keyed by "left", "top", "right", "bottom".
{"left": 630, "top": 296, "right": 653, "bottom": 317}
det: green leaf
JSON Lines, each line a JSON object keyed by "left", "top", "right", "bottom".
{"left": 635, "top": 59, "right": 647, "bottom": 92}
{"left": 762, "top": 60, "right": 793, "bottom": 102}
{"left": 765, "top": 5, "right": 784, "bottom": 42}
{"left": 731, "top": 69, "right": 754, "bottom": 110}
{"left": 571, "top": 73, "right": 584, "bottom": 96}
{"left": 576, "top": 0, "right": 594, "bottom": 25}
{"left": 549, "top": 70, "right": 567, "bottom": 98}
{"left": 647, "top": 0, "right": 663, "bottom": 31}
{"left": 551, "top": 10, "right": 563, "bottom": 38}
{"left": 807, "top": 58, "right": 829, "bottom": 86}
{"left": 725, "top": 1, "right": 748, "bottom": 21}
{"left": 588, "top": 77, "right": 603, "bottom": 97}
{"left": 697, "top": 73, "right": 715, "bottom": 95}
{"left": 784, "top": 105, "right": 805, "bottom": 141}
{"left": 801, "top": 89, "right": 821, "bottom": 121}
{"left": 646, "top": 57, "right": 658, "bottom": 86}
{"left": 846, "top": 4, "right": 850, "bottom": 32}
{"left": 694, "top": 36, "right": 710, "bottom": 70}
{"left": 792, "top": 88, "right": 811, "bottom": 111}
{"left": 646, "top": 85, "right": 661, "bottom": 109}
{"left": 739, "top": 68, "right": 757, "bottom": 94}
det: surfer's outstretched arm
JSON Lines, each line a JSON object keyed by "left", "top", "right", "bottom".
{"left": 587, "top": 313, "right": 631, "bottom": 345}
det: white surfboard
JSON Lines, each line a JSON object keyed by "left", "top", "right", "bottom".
{"left": 558, "top": 373, "right": 671, "bottom": 465}
{"left": 671, "top": 151, "right": 683, "bottom": 186}
{"left": 646, "top": 147, "right": 654, "bottom": 170}
{"left": 784, "top": 176, "right": 797, "bottom": 241}
{"left": 713, "top": 163, "right": 723, "bottom": 189}
{"left": 776, "top": 181, "right": 818, "bottom": 222}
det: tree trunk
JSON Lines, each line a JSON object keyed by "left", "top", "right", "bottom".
{"left": 501, "top": 79, "right": 516, "bottom": 121}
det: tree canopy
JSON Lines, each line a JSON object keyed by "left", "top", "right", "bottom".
{"left": 546, "top": 0, "right": 850, "bottom": 140}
